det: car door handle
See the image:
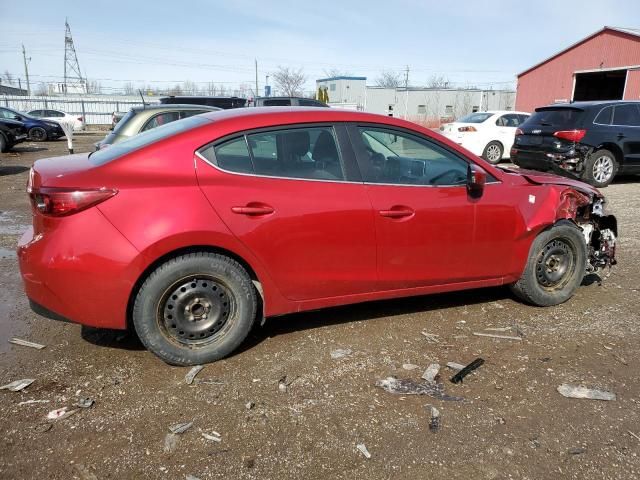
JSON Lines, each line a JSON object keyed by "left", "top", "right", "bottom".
{"left": 379, "top": 207, "right": 414, "bottom": 218}
{"left": 231, "top": 205, "right": 274, "bottom": 215}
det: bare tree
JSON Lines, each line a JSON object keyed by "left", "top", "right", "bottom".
{"left": 182, "top": 80, "right": 200, "bottom": 95}
{"left": 272, "top": 66, "right": 307, "bottom": 97}
{"left": 123, "top": 81, "right": 135, "bottom": 95}
{"left": 426, "top": 74, "right": 450, "bottom": 89}
{"left": 375, "top": 70, "right": 402, "bottom": 88}
{"left": 3, "top": 70, "right": 14, "bottom": 85}
{"left": 34, "top": 82, "right": 48, "bottom": 96}
{"left": 86, "top": 79, "right": 102, "bottom": 94}
{"left": 322, "top": 68, "right": 352, "bottom": 78}
{"left": 168, "top": 84, "right": 183, "bottom": 96}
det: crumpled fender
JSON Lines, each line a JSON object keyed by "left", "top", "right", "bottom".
{"left": 556, "top": 188, "right": 591, "bottom": 221}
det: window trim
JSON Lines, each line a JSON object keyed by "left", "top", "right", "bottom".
{"left": 347, "top": 122, "right": 501, "bottom": 188}
{"left": 195, "top": 123, "right": 359, "bottom": 184}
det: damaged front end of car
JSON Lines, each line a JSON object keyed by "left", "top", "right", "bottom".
{"left": 557, "top": 188, "right": 617, "bottom": 273}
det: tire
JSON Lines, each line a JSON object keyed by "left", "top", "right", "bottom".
{"left": 582, "top": 149, "right": 617, "bottom": 188}
{"left": 0, "top": 134, "right": 7, "bottom": 153}
{"left": 509, "top": 222, "right": 587, "bottom": 307}
{"left": 132, "top": 252, "right": 257, "bottom": 365}
{"left": 28, "top": 127, "right": 48, "bottom": 142}
{"left": 482, "top": 141, "right": 503, "bottom": 164}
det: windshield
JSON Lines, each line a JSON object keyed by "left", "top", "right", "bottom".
{"left": 457, "top": 112, "right": 493, "bottom": 123}
{"left": 527, "top": 108, "right": 584, "bottom": 127}
{"left": 89, "top": 115, "right": 209, "bottom": 166}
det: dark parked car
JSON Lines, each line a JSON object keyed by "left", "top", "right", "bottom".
{"left": 251, "top": 97, "right": 328, "bottom": 107}
{"left": 511, "top": 101, "right": 640, "bottom": 187}
{"left": 19, "top": 108, "right": 617, "bottom": 365}
{"left": 96, "top": 104, "right": 221, "bottom": 149}
{"left": 0, "top": 118, "right": 28, "bottom": 153}
{"left": 0, "top": 107, "right": 65, "bottom": 142}
{"left": 160, "top": 96, "right": 247, "bottom": 109}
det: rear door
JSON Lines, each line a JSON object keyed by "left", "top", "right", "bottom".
{"left": 612, "top": 103, "right": 640, "bottom": 171}
{"left": 494, "top": 113, "right": 521, "bottom": 154}
{"left": 195, "top": 124, "right": 377, "bottom": 301}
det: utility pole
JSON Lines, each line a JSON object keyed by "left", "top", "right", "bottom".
{"left": 22, "top": 44, "right": 31, "bottom": 96}
{"left": 255, "top": 59, "right": 259, "bottom": 100}
{"left": 404, "top": 65, "right": 410, "bottom": 119}
{"left": 64, "top": 18, "right": 85, "bottom": 95}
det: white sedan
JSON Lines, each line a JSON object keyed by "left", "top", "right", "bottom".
{"left": 27, "top": 109, "right": 85, "bottom": 132}
{"left": 440, "top": 110, "right": 530, "bottom": 164}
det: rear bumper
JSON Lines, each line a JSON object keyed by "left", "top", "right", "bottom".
{"left": 17, "top": 208, "right": 141, "bottom": 330}
{"left": 511, "top": 146, "right": 588, "bottom": 176}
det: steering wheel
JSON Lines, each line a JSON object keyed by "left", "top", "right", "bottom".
{"left": 430, "top": 169, "right": 467, "bottom": 185}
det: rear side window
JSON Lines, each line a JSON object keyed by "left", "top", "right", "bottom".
{"left": 594, "top": 106, "right": 613, "bottom": 125}
{"left": 200, "top": 126, "right": 345, "bottom": 181}
{"left": 527, "top": 108, "right": 584, "bottom": 127}
{"left": 89, "top": 116, "right": 209, "bottom": 166}
{"left": 142, "top": 112, "right": 181, "bottom": 132}
{"left": 613, "top": 104, "right": 640, "bottom": 126}
{"left": 457, "top": 112, "right": 493, "bottom": 123}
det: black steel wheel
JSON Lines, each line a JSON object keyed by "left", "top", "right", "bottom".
{"left": 510, "top": 222, "right": 586, "bottom": 306}
{"left": 28, "top": 127, "right": 48, "bottom": 142}
{"left": 133, "top": 252, "right": 258, "bottom": 365}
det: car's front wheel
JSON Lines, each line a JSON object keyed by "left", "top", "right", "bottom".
{"left": 482, "top": 141, "right": 503, "bottom": 164}
{"left": 28, "top": 127, "right": 48, "bottom": 142}
{"left": 132, "top": 252, "right": 258, "bottom": 365}
{"left": 510, "top": 222, "right": 586, "bottom": 306}
{"left": 582, "top": 149, "right": 617, "bottom": 187}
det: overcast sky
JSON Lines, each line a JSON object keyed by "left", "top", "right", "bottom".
{"left": 1, "top": 0, "right": 639, "bottom": 95}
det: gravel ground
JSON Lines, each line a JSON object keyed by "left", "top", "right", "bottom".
{"left": 1, "top": 135, "right": 639, "bottom": 480}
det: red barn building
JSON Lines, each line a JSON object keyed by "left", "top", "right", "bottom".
{"left": 516, "top": 26, "right": 640, "bottom": 112}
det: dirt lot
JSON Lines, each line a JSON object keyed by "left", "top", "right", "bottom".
{"left": 1, "top": 135, "right": 639, "bottom": 479}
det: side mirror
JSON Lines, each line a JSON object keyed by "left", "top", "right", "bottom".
{"left": 467, "top": 164, "right": 487, "bottom": 199}
{"left": 13, "top": 115, "right": 22, "bottom": 121}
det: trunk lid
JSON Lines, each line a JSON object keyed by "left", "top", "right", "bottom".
{"left": 30, "top": 153, "right": 100, "bottom": 190}
{"left": 515, "top": 106, "right": 586, "bottom": 152}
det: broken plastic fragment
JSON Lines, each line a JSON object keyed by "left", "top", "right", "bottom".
{"left": 450, "top": 358, "right": 485, "bottom": 384}
{"left": 422, "top": 364, "right": 441, "bottom": 383}
{"left": 473, "top": 332, "right": 522, "bottom": 341}
{"left": 356, "top": 443, "right": 371, "bottom": 459}
{"left": 169, "top": 421, "right": 193, "bottom": 434}
{"left": 428, "top": 405, "right": 441, "bottom": 432}
{"left": 446, "top": 362, "right": 465, "bottom": 371}
{"left": 330, "top": 348, "right": 352, "bottom": 359}
{"left": 185, "top": 365, "right": 204, "bottom": 385}
{"left": 47, "top": 407, "right": 78, "bottom": 421}
{"left": 402, "top": 363, "right": 419, "bottom": 371}
{"left": 376, "top": 377, "right": 463, "bottom": 401}
{"left": 9, "top": 338, "right": 46, "bottom": 349}
{"left": 0, "top": 378, "right": 35, "bottom": 392}
{"left": 557, "top": 384, "right": 616, "bottom": 401}
{"left": 202, "top": 432, "right": 222, "bottom": 442}
{"left": 76, "top": 398, "right": 95, "bottom": 409}
{"left": 164, "top": 433, "right": 179, "bottom": 453}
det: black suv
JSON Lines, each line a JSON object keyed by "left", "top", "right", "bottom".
{"left": 511, "top": 101, "right": 640, "bottom": 187}
{"left": 160, "top": 96, "right": 247, "bottom": 109}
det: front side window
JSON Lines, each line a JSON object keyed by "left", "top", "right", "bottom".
{"left": 202, "top": 126, "right": 345, "bottom": 181}
{"left": 142, "top": 111, "right": 181, "bottom": 132}
{"left": 496, "top": 114, "right": 520, "bottom": 127}
{"left": 613, "top": 104, "right": 640, "bottom": 126}
{"left": 357, "top": 127, "right": 469, "bottom": 186}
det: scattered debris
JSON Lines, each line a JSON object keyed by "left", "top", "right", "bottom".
{"left": 420, "top": 331, "right": 440, "bottom": 344}
{"left": 185, "top": 365, "right": 204, "bottom": 385}
{"left": 0, "top": 378, "right": 35, "bottom": 392}
{"left": 376, "top": 377, "right": 463, "bottom": 401}
{"left": 484, "top": 327, "right": 511, "bottom": 332}
{"left": 164, "top": 433, "right": 179, "bottom": 453}
{"left": 473, "top": 332, "right": 522, "bottom": 341}
{"left": 446, "top": 362, "right": 465, "bottom": 371}
{"left": 628, "top": 431, "right": 640, "bottom": 442}
{"left": 18, "top": 399, "right": 49, "bottom": 406}
{"left": 330, "top": 348, "right": 352, "bottom": 359}
{"left": 33, "top": 423, "right": 53, "bottom": 433}
{"left": 557, "top": 384, "right": 616, "bottom": 401}
{"left": 47, "top": 407, "right": 78, "bottom": 421}
{"left": 451, "top": 358, "right": 485, "bottom": 384}
{"left": 245, "top": 401, "right": 255, "bottom": 410}
{"left": 614, "top": 354, "right": 628, "bottom": 366}
{"left": 422, "top": 363, "right": 441, "bottom": 383}
{"left": 76, "top": 398, "right": 95, "bottom": 409}
{"left": 402, "top": 363, "right": 419, "bottom": 371}
{"left": 202, "top": 431, "right": 222, "bottom": 442}
{"left": 512, "top": 324, "right": 526, "bottom": 338}
{"left": 277, "top": 375, "right": 298, "bottom": 393}
{"left": 356, "top": 443, "right": 371, "bottom": 459}
{"left": 495, "top": 417, "right": 506, "bottom": 425}
{"left": 8, "top": 338, "right": 46, "bottom": 350}
{"left": 74, "top": 463, "right": 98, "bottom": 480}
{"left": 169, "top": 422, "right": 193, "bottom": 434}
{"left": 186, "top": 475, "right": 201, "bottom": 480}
{"left": 428, "top": 405, "right": 441, "bottom": 432}
{"left": 568, "top": 447, "right": 586, "bottom": 455}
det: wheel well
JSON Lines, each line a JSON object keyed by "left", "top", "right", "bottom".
{"left": 126, "top": 245, "right": 263, "bottom": 331}
{"left": 485, "top": 140, "right": 504, "bottom": 151}
{"left": 595, "top": 142, "right": 623, "bottom": 166}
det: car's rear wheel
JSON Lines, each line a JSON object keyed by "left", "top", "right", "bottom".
{"left": 0, "top": 133, "right": 7, "bottom": 153}
{"left": 482, "top": 141, "right": 503, "bottom": 164}
{"left": 28, "top": 127, "right": 48, "bottom": 142}
{"left": 509, "top": 222, "right": 586, "bottom": 306}
{"left": 132, "top": 252, "right": 257, "bottom": 365}
{"left": 582, "top": 149, "right": 617, "bottom": 187}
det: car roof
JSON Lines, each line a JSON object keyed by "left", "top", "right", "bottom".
{"left": 538, "top": 100, "right": 640, "bottom": 110}
{"left": 131, "top": 104, "right": 222, "bottom": 113}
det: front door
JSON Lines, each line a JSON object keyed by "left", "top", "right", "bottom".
{"left": 612, "top": 103, "right": 640, "bottom": 172}
{"left": 195, "top": 124, "right": 377, "bottom": 301}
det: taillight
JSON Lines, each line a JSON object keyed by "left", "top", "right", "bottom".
{"left": 28, "top": 187, "right": 117, "bottom": 217}
{"left": 554, "top": 129, "right": 586, "bottom": 142}
{"left": 458, "top": 126, "right": 477, "bottom": 132}
{"left": 515, "top": 128, "right": 524, "bottom": 136}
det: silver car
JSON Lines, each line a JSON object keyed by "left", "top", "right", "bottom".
{"left": 95, "top": 104, "right": 221, "bottom": 150}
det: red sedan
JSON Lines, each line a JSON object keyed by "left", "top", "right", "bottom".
{"left": 18, "top": 108, "right": 618, "bottom": 365}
